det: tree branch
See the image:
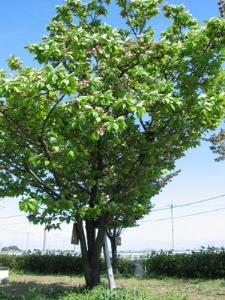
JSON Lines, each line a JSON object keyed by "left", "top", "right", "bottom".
{"left": 139, "top": 117, "right": 155, "bottom": 141}
{"left": 41, "top": 94, "right": 65, "bottom": 137}
{"left": 23, "top": 160, "right": 60, "bottom": 199}
{"left": 39, "top": 94, "right": 65, "bottom": 190}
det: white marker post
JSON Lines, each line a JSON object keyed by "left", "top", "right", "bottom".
{"left": 103, "top": 234, "right": 116, "bottom": 290}
{"left": 0, "top": 267, "right": 9, "bottom": 284}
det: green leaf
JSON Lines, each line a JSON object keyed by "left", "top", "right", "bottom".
{"left": 52, "top": 145, "right": 60, "bottom": 153}
{"left": 68, "top": 150, "right": 75, "bottom": 158}
{"left": 44, "top": 160, "right": 50, "bottom": 167}
{"left": 112, "top": 123, "right": 119, "bottom": 131}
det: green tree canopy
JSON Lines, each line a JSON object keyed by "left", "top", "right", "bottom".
{"left": 0, "top": 0, "right": 225, "bottom": 287}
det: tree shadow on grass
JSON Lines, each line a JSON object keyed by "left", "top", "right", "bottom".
{"left": 0, "top": 281, "right": 86, "bottom": 300}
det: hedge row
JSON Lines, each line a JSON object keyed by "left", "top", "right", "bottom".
{"left": 0, "top": 253, "right": 135, "bottom": 275}
{"left": 2, "top": 249, "right": 225, "bottom": 279}
{"left": 143, "top": 248, "right": 225, "bottom": 279}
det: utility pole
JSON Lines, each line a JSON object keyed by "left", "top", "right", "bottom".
{"left": 218, "top": 0, "right": 225, "bottom": 17}
{"left": 49, "top": 236, "right": 51, "bottom": 250}
{"left": 170, "top": 201, "right": 175, "bottom": 251}
{"left": 43, "top": 229, "right": 47, "bottom": 252}
{"left": 26, "top": 232, "right": 30, "bottom": 252}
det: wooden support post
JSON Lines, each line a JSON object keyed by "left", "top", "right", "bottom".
{"left": 103, "top": 234, "right": 116, "bottom": 290}
{"left": 71, "top": 223, "right": 80, "bottom": 245}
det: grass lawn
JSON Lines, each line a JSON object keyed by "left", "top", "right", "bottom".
{"left": 1, "top": 274, "right": 225, "bottom": 299}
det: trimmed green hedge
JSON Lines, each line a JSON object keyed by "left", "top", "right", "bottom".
{"left": 143, "top": 248, "right": 225, "bottom": 279}
{"left": 117, "top": 256, "right": 136, "bottom": 275}
{"left": 0, "top": 253, "right": 83, "bottom": 275}
{"left": 0, "top": 253, "right": 136, "bottom": 275}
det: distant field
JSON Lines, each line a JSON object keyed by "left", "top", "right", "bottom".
{"left": 1, "top": 274, "right": 225, "bottom": 299}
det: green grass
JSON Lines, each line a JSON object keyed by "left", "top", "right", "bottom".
{"left": 1, "top": 273, "right": 225, "bottom": 299}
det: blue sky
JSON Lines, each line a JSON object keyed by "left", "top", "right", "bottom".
{"left": 0, "top": 0, "right": 225, "bottom": 251}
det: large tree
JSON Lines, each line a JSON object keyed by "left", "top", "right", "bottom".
{"left": 0, "top": 0, "right": 225, "bottom": 288}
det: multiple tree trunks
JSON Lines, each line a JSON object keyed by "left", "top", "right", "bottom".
{"left": 76, "top": 218, "right": 107, "bottom": 287}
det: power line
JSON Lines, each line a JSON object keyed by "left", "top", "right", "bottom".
{"left": 0, "top": 227, "right": 29, "bottom": 234}
{"left": 0, "top": 193, "right": 223, "bottom": 222}
{"left": 0, "top": 194, "right": 225, "bottom": 218}
{"left": 0, "top": 214, "right": 26, "bottom": 219}
{"left": 175, "top": 207, "right": 225, "bottom": 220}
{"left": 0, "top": 221, "right": 29, "bottom": 226}
{"left": 174, "top": 194, "right": 225, "bottom": 209}
{"left": 141, "top": 206, "right": 225, "bottom": 223}
{"left": 151, "top": 206, "right": 170, "bottom": 212}
{"left": 151, "top": 193, "right": 225, "bottom": 212}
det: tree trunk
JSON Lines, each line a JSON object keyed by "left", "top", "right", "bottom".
{"left": 110, "top": 237, "right": 119, "bottom": 275}
{"left": 76, "top": 218, "right": 107, "bottom": 288}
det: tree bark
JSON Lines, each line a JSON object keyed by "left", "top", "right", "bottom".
{"left": 76, "top": 217, "right": 107, "bottom": 288}
{"left": 110, "top": 237, "right": 119, "bottom": 275}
